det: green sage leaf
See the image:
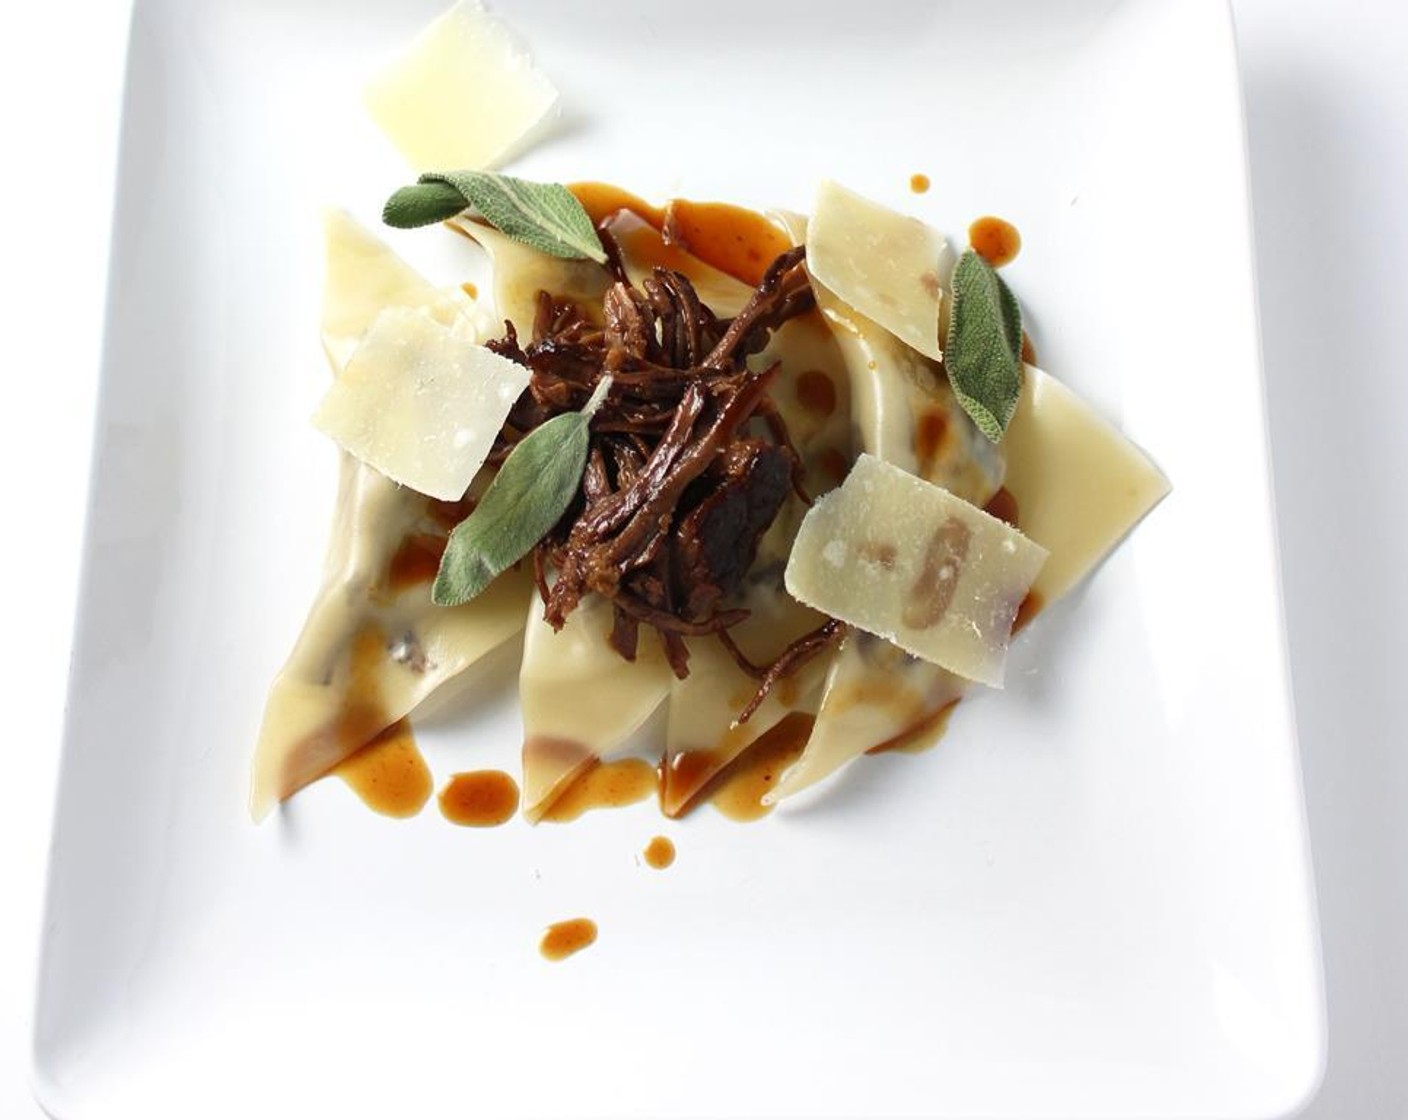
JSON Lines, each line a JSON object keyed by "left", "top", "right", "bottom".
{"left": 944, "top": 248, "right": 1024, "bottom": 442}
{"left": 385, "top": 170, "right": 607, "bottom": 263}
{"left": 433, "top": 378, "right": 613, "bottom": 607}
{"left": 382, "top": 180, "right": 471, "bottom": 228}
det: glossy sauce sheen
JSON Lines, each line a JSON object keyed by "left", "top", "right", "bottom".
{"left": 384, "top": 533, "right": 446, "bottom": 594}
{"left": 439, "top": 770, "right": 520, "bottom": 827}
{"left": 540, "top": 918, "right": 598, "bottom": 961}
{"left": 334, "top": 718, "right": 432, "bottom": 818}
{"left": 540, "top": 757, "right": 657, "bottom": 822}
{"left": 968, "top": 215, "right": 1022, "bottom": 268}
{"left": 643, "top": 836, "right": 676, "bottom": 869}
{"left": 706, "top": 713, "right": 814, "bottom": 821}
{"left": 569, "top": 182, "right": 790, "bottom": 287}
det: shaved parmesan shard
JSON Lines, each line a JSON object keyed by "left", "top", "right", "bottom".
{"left": 785, "top": 454, "right": 1047, "bottom": 687}
{"left": 250, "top": 219, "right": 532, "bottom": 820}
{"left": 364, "top": 0, "right": 559, "bottom": 172}
{"left": 519, "top": 594, "right": 672, "bottom": 822}
{"left": 312, "top": 306, "right": 531, "bottom": 502}
{"left": 320, "top": 209, "right": 470, "bottom": 371}
{"left": 1003, "top": 365, "right": 1171, "bottom": 603}
{"left": 805, "top": 180, "right": 954, "bottom": 361}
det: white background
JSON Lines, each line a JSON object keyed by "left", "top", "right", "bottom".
{"left": 1, "top": 0, "right": 1403, "bottom": 1117}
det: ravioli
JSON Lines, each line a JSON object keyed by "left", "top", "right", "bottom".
{"left": 250, "top": 214, "right": 533, "bottom": 820}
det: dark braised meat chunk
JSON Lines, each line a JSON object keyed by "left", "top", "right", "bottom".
{"left": 488, "top": 242, "right": 844, "bottom": 716}
{"left": 672, "top": 438, "right": 792, "bottom": 623}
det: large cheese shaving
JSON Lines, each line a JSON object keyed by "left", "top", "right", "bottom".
{"left": 364, "top": 0, "right": 558, "bottom": 172}
{"left": 312, "top": 305, "right": 531, "bottom": 501}
{"left": 1003, "top": 365, "right": 1171, "bottom": 603}
{"left": 805, "top": 181, "right": 954, "bottom": 361}
{"left": 785, "top": 454, "right": 1047, "bottom": 687}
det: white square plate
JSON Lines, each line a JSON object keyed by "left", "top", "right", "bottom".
{"left": 34, "top": 0, "right": 1325, "bottom": 1116}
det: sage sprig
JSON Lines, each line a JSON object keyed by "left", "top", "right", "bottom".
{"left": 384, "top": 170, "right": 607, "bottom": 264}
{"left": 945, "top": 249, "right": 1024, "bottom": 442}
{"left": 433, "top": 377, "right": 613, "bottom": 607}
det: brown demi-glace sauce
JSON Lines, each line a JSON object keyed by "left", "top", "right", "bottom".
{"left": 982, "top": 486, "right": 1043, "bottom": 634}
{"left": 334, "top": 718, "right": 433, "bottom": 818}
{"left": 384, "top": 533, "right": 446, "bottom": 595}
{"left": 439, "top": 770, "right": 520, "bottom": 827}
{"left": 540, "top": 918, "right": 598, "bottom": 961}
{"left": 794, "top": 368, "right": 839, "bottom": 417}
{"left": 968, "top": 215, "right": 1022, "bottom": 268}
{"left": 540, "top": 757, "right": 657, "bottom": 822}
{"left": 671, "top": 713, "right": 814, "bottom": 822}
{"left": 643, "top": 836, "right": 676, "bottom": 869}
{"left": 568, "top": 182, "right": 792, "bottom": 287}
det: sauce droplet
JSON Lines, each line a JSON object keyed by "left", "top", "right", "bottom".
{"left": 540, "top": 757, "right": 657, "bottom": 822}
{"left": 540, "top": 918, "right": 598, "bottom": 962}
{"left": 461, "top": 280, "right": 479, "bottom": 300}
{"left": 334, "top": 719, "right": 432, "bottom": 818}
{"left": 968, "top": 215, "right": 1022, "bottom": 267}
{"left": 439, "top": 770, "right": 520, "bottom": 827}
{"left": 643, "top": 836, "right": 676, "bottom": 869}
{"left": 909, "top": 173, "right": 931, "bottom": 194}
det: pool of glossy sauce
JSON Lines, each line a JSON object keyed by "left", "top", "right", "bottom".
{"left": 695, "top": 713, "right": 815, "bottom": 822}
{"left": 334, "top": 718, "right": 432, "bottom": 818}
{"left": 540, "top": 918, "right": 598, "bottom": 961}
{"left": 540, "top": 757, "right": 657, "bottom": 822}
{"left": 439, "top": 770, "right": 520, "bottom": 827}
{"left": 569, "top": 182, "right": 791, "bottom": 286}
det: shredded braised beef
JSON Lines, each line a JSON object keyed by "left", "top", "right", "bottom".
{"left": 487, "top": 244, "right": 844, "bottom": 719}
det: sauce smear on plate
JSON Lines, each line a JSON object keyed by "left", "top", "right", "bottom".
{"left": 334, "top": 719, "right": 432, "bottom": 818}
{"left": 540, "top": 918, "right": 598, "bottom": 961}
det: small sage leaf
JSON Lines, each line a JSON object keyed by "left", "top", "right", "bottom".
{"left": 390, "top": 170, "right": 607, "bottom": 263}
{"left": 382, "top": 180, "right": 471, "bottom": 228}
{"left": 433, "top": 378, "right": 613, "bottom": 607}
{"left": 945, "top": 249, "right": 1024, "bottom": 442}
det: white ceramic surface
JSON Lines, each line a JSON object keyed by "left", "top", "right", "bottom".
{"left": 32, "top": 0, "right": 1325, "bottom": 1117}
